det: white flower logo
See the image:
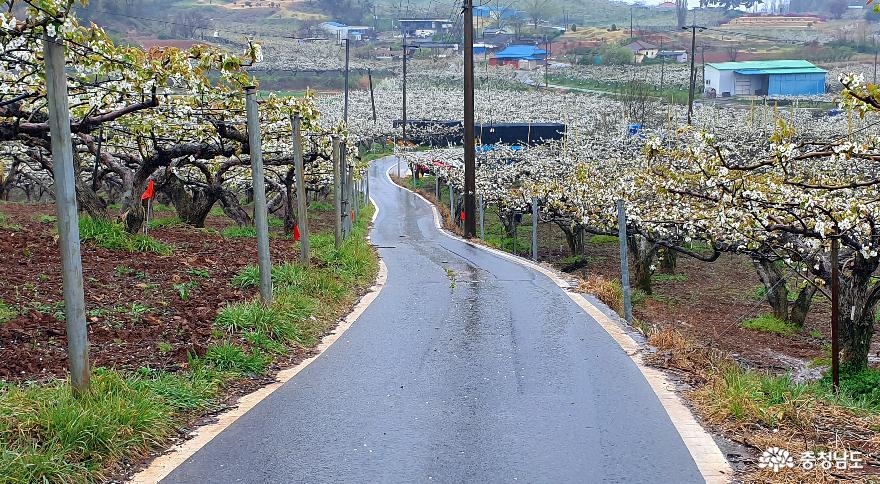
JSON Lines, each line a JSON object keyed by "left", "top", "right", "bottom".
{"left": 758, "top": 447, "right": 795, "bottom": 473}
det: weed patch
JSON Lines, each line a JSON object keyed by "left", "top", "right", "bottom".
{"left": 741, "top": 314, "right": 799, "bottom": 336}
{"left": 79, "top": 217, "right": 171, "bottom": 255}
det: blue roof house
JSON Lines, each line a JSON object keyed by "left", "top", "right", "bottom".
{"left": 704, "top": 60, "right": 826, "bottom": 97}
{"left": 491, "top": 45, "right": 547, "bottom": 66}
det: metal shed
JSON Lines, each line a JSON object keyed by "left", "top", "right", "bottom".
{"left": 704, "top": 60, "right": 826, "bottom": 97}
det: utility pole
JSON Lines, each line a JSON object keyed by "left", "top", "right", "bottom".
{"left": 44, "top": 34, "right": 90, "bottom": 395}
{"left": 463, "top": 0, "right": 477, "bottom": 238}
{"left": 544, "top": 34, "right": 549, "bottom": 88}
{"left": 245, "top": 87, "right": 273, "bottom": 304}
{"left": 343, "top": 38, "right": 350, "bottom": 124}
{"left": 630, "top": 5, "right": 634, "bottom": 42}
{"left": 659, "top": 37, "right": 666, "bottom": 94}
{"left": 685, "top": 23, "right": 699, "bottom": 125}
{"left": 401, "top": 26, "right": 408, "bottom": 178}
{"left": 368, "top": 68, "right": 377, "bottom": 122}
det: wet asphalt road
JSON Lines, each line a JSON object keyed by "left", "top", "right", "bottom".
{"left": 162, "top": 157, "right": 703, "bottom": 483}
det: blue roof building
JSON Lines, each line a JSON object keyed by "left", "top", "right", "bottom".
{"left": 704, "top": 60, "right": 827, "bottom": 97}
{"left": 492, "top": 45, "right": 547, "bottom": 65}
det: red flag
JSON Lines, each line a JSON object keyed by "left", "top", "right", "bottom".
{"left": 140, "top": 180, "right": 155, "bottom": 200}
{"left": 351, "top": 210, "right": 355, "bottom": 223}
{"left": 460, "top": 211, "right": 465, "bottom": 221}
{"left": 293, "top": 224, "right": 301, "bottom": 241}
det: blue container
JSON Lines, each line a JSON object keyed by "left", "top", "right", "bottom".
{"left": 627, "top": 123, "right": 642, "bottom": 136}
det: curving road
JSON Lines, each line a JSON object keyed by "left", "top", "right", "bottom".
{"left": 162, "top": 157, "right": 703, "bottom": 483}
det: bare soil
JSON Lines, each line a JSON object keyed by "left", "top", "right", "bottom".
{"left": 0, "top": 202, "right": 332, "bottom": 382}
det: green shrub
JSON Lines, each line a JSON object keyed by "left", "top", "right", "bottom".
{"left": 79, "top": 217, "right": 171, "bottom": 255}
{"left": 741, "top": 314, "right": 799, "bottom": 335}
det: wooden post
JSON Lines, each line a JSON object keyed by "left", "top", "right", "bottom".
{"left": 332, "top": 136, "right": 343, "bottom": 248}
{"left": 246, "top": 87, "right": 273, "bottom": 304}
{"left": 43, "top": 34, "right": 90, "bottom": 394}
{"left": 291, "top": 115, "right": 309, "bottom": 265}
{"left": 617, "top": 200, "right": 633, "bottom": 323}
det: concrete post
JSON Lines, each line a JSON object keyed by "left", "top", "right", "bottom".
{"left": 532, "top": 197, "right": 539, "bottom": 261}
{"left": 617, "top": 200, "right": 633, "bottom": 323}
{"left": 43, "top": 34, "right": 90, "bottom": 394}
{"left": 291, "top": 115, "right": 309, "bottom": 266}
{"left": 246, "top": 87, "right": 273, "bottom": 304}
{"left": 479, "top": 194, "right": 485, "bottom": 240}
{"left": 332, "top": 136, "right": 343, "bottom": 248}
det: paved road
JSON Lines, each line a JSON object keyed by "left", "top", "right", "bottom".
{"left": 163, "top": 157, "right": 703, "bottom": 483}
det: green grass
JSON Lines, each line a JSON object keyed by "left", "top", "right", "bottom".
{"left": 751, "top": 284, "right": 799, "bottom": 302}
{"left": 148, "top": 216, "right": 183, "bottom": 230}
{"left": 0, "top": 213, "right": 22, "bottom": 230}
{"left": 203, "top": 343, "right": 269, "bottom": 375}
{"left": 547, "top": 74, "right": 690, "bottom": 104}
{"left": 0, "top": 370, "right": 179, "bottom": 482}
{"left": 187, "top": 268, "right": 210, "bottom": 279}
{"left": 704, "top": 363, "right": 880, "bottom": 428}
{"left": 741, "top": 314, "right": 799, "bottom": 336}
{"left": 79, "top": 217, "right": 172, "bottom": 255}
{"left": 652, "top": 273, "right": 688, "bottom": 283}
{"left": 308, "top": 201, "right": 333, "bottom": 212}
{"left": 0, "top": 302, "right": 17, "bottom": 324}
{"left": 268, "top": 215, "right": 285, "bottom": 228}
{"left": 222, "top": 226, "right": 258, "bottom": 238}
{"left": 33, "top": 214, "right": 57, "bottom": 224}
{"left": 588, "top": 234, "right": 619, "bottom": 245}
{"left": 215, "top": 294, "right": 318, "bottom": 346}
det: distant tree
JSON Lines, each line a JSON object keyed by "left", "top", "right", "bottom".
{"left": 675, "top": 0, "right": 687, "bottom": 28}
{"left": 829, "top": 0, "right": 848, "bottom": 19}
{"left": 599, "top": 44, "right": 634, "bottom": 65}
{"left": 521, "top": 0, "right": 560, "bottom": 31}
{"left": 726, "top": 45, "right": 739, "bottom": 61}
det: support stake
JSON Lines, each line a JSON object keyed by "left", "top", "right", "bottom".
{"left": 44, "top": 34, "right": 90, "bottom": 394}
{"left": 617, "top": 200, "right": 633, "bottom": 323}
{"left": 246, "top": 87, "right": 273, "bottom": 304}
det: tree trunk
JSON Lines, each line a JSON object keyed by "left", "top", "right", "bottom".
{"left": 789, "top": 284, "right": 818, "bottom": 327}
{"left": 219, "top": 189, "right": 252, "bottom": 226}
{"left": 627, "top": 235, "right": 657, "bottom": 294}
{"left": 836, "top": 255, "right": 876, "bottom": 371}
{"left": 753, "top": 258, "right": 790, "bottom": 323}
{"left": 659, "top": 247, "right": 677, "bottom": 273}
{"left": 161, "top": 171, "right": 216, "bottom": 228}
{"left": 558, "top": 222, "right": 585, "bottom": 256}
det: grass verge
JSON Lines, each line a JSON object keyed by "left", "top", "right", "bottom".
{"left": 648, "top": 328, "right": 880, "bottom": 481}
{"left": 0, "top": 204, "right": 378, "bottom": 483}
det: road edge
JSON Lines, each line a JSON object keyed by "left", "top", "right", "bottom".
{"left": 388, "top": 163, "right": 733, "bottom": 483}
{"left": 128, "top": 196, "right": 388, "bottom": 484}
